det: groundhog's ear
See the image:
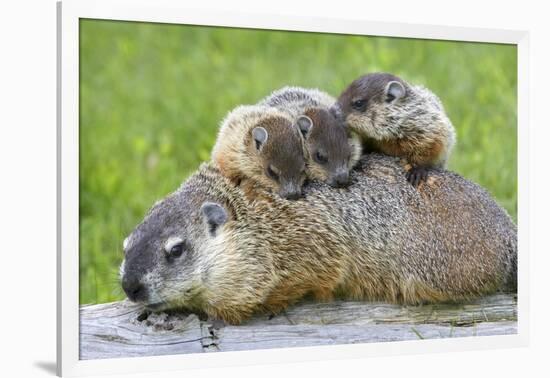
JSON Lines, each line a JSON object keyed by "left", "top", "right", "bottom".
{"left": 385, "top": 81, "right": 405, "bottom": 103}
{"left": 252, "top": 127, "right": 268, "bottom": 151}
{"left": 296, "top": 115, "right": 313, "bottom": 138}
{"left": 201, "top": 202, "right": 228, "bottom": 236}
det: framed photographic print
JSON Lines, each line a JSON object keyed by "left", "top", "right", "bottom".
{"left": 57, "top": 0, "right": 529, "bottom": 376}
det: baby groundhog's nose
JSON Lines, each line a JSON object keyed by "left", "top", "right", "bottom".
{"left": 331, "top": 171, "right": 350, "bottom": 188}
{"left": 279, "top": 183, "right": 303, "bottom": 200}
{"left": 282, "top": 191, "right": 302, "bottom": 201}
{"left": 122, "top": 276, "right": 147, "bottom": 302}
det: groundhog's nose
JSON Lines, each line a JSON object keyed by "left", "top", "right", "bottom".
{"left": 331, "top": 171, "right": 350, "bottom": 188}
{"left": 279, "top": 183, "right": 303, "bottom": 200}
{"left": 122, "top": 276, "right": 147, "bottom": 302}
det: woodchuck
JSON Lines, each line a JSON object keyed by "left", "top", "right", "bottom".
{"left": 260, "top": 86, "right": 362, "bottom": 187}
{"left": 120, "top": 154, "right": 516, "bottom": 325}
{"left": 334, "top": 73, "right": 456, "bottom": 186}
{"left": 211, "top": 105, "right": 307, "bottom": 200}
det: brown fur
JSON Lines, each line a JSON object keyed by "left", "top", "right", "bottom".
{"left": 259, "top": 86, "right": 362, "bottom": 186}
{"left": 121, "top": 155, "right": 516, "bottom": 325}
{"left": 379, "top": 137, "right": 445, "bottom": 167}
{"left": 336, "top": 73, "right": 456, "bottom": 170}
{"left": 212, "top": 105, "right": 307, "bottom": 199}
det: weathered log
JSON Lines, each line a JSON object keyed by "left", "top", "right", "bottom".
{"left": 79, "top": 294, "right": 517, "bottom": 360}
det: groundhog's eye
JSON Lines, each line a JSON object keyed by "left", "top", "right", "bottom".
{"left": 314, "top": 151, "right": 328, "bottom": 164}
{"left": 266, "top": 166, "right": 279, "bottom": 181}
{"left": 351, "top": 99, "right": 367, "bottom": 110}
{"left": 164, "top": 237, "right": 185, "bottom": 259}
{"left": 168, "top": 244, "right": 183, "bottom": 258}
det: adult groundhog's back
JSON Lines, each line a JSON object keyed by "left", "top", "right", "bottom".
{"left": 217, "top": 152, "right": 516, "bottom": 301}
{"left": 333, "top": 154, "right": 517, "bottom": 295}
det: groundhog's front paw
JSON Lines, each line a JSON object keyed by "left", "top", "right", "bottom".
{"left": 406, "top": 166, "right": 430, "bottom": 187}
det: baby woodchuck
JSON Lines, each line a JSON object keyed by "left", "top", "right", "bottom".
{"left": 260, "top": 86, "right": 362, "bottom": 187}
{"left": 211, "top": 105, "right": 307, "bottom": 200}
{"left": 335, "top": 73, "right": 456, "bottom": 186}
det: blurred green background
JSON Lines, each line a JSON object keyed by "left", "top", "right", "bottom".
{"left": 79, "top": 19, "right": 517, "bottom": 305}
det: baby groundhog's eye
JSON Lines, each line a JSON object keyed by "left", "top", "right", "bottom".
{"left": 266, "top": 166, "right": 279, "bottom": 181}
{"left": 314, "top": 151, "right": 328, "bottom": 164}
{"left": 351, "top": 99, "right": 367, "bottom": 111}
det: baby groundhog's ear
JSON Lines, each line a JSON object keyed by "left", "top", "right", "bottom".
{"left": 296, "top": 115, "right": 313, "bottom": 138}
{"left": 200, "top": 202, "right": 228, "bottom": 236}
{"left": 385, "top": 81, "right": 406, "bottom": 103}
{"left": 252, "top": 127, "right": 268, "bottom": 151}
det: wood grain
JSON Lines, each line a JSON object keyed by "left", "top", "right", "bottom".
{"left": 79, "top": 294, "right": 517, "bottom": 360}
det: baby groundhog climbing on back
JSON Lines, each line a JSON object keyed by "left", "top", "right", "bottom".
{"left": 211, "top": 105, "right": 307, "bottom": 200}
{"left": 260, "top": 86, "right": 362, "bottom": 188}
{"left": 335, "top": 73, "right": 456, "bottom": 186}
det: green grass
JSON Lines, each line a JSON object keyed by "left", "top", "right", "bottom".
{"left": 79, "top": 19, "right": 517, "bottom": 305}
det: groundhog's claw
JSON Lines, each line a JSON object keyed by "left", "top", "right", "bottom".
{"left": 406, "top": 166, "right": 430, "bottom": 187}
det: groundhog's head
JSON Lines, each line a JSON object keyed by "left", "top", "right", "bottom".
{"left": 334, "top": 72, "right": 409, "bottom": 140}
{"left": 214, "top": 106, "right": 308, "bottom": 200}
{"left": 297, "top": 107, "right": 361, "bottom": 188}
{"left": 119, "top": 177, "right": 232, "bottom": 313}
{"left": 246, "top": 113, "right": 307, "bottom": 200}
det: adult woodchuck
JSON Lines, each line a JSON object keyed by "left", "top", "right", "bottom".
{"left": 120, "top": 154, "right": 517, "bottom": 324}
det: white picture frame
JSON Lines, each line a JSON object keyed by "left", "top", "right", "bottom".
{"left": 57, "top": 0, "right": 530, "bottom": 376}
